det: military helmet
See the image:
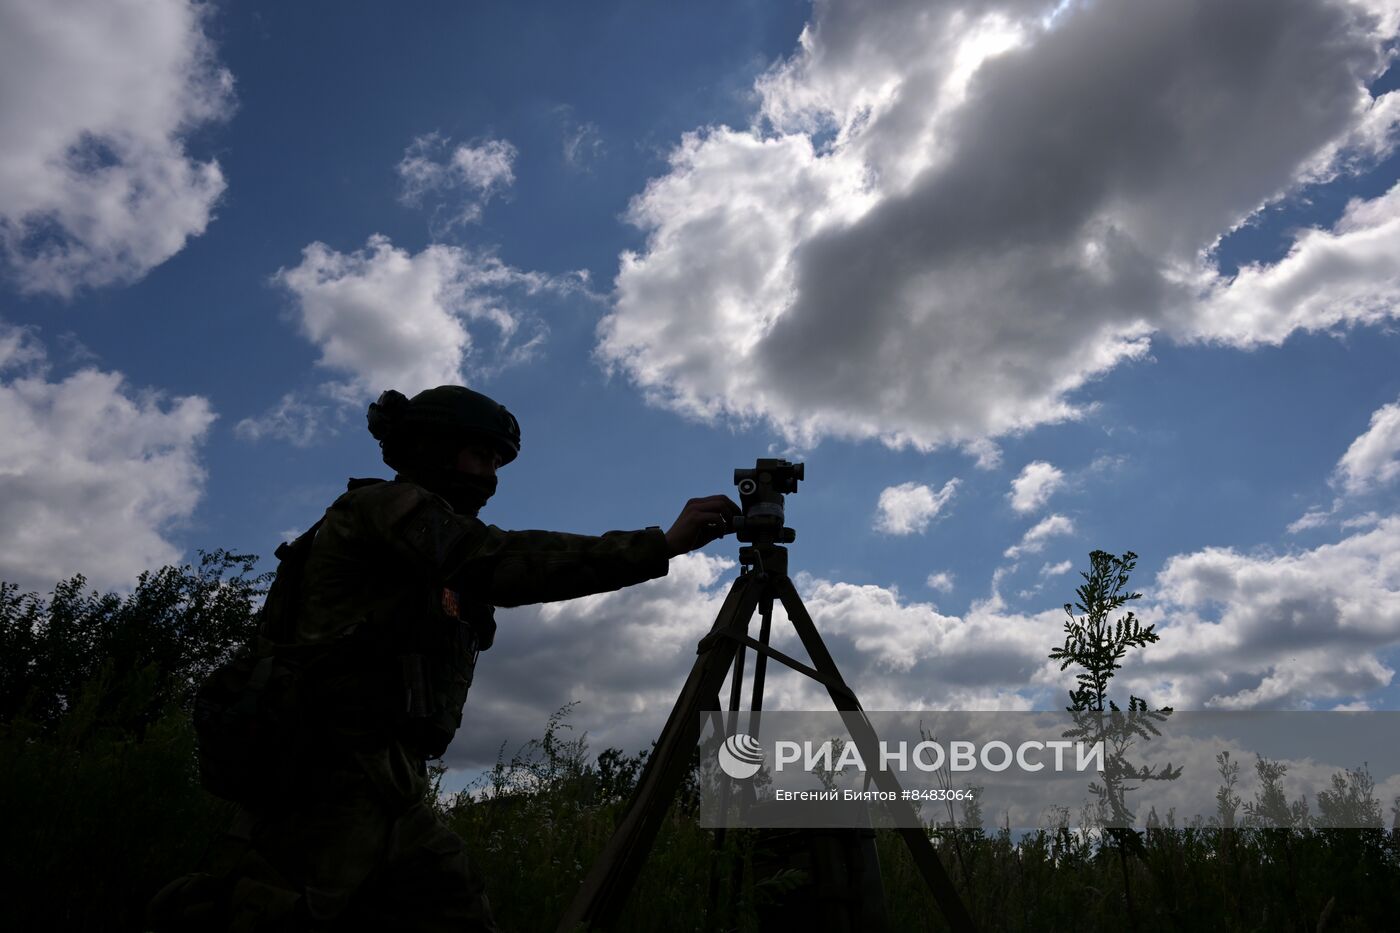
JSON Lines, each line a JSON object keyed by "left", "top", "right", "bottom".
{"left": 368, "top": 385, "right": 521, "bottom": 466}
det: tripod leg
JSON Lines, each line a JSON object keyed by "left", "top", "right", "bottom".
{"left": 736, "top": 592, "right": 775, "bottom": 814}
{"left": 726, "top": 619, "right": 748, "bottom": 735}
{"left": 774, "top": 576, "right": 978, "bottom": 933}
{"left": 748, "top": 595, "right": 774, "bottom": 718}
{"left": 557, "top": 572, "right": 764, "bottom": 933}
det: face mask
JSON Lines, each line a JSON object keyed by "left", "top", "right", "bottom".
{"left": 442, "top": 472, "right": 497, "bottom": 515}
{"left": 402, "top": 468, "right": 497, "bottom": 516}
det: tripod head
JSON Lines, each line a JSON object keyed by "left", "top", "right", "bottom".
{"left": 731, "top": 459, "right": 803, "bottom": 554}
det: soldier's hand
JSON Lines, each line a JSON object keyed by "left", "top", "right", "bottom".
{"left": 665, "top": 495, "right": 741, "bottom": 556}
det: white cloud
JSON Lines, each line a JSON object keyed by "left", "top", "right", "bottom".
{"left": 1282, "top": 395, "right": 1400, "bottom": 529}
{"left": 450, "top": 141, "right": 516, "bottom": 192}
{"left": 397, "top": 134, "right": 516, "bottom": 228}
{"left": 1134, "top": 516, "right": 1400, "bottom": 708}
{"left": 963, "top": 437, "right": 1003, "bottom": 470}
{"left": 1287, "top": 508, "right": 1334, "bottom": 534}
{"left": 1286, "top": 397, "right": 1400, "bottom": 530}
{"left": 598, "top": 0, "right": 1399, "bottom": 450}
{"left": 873, "top": 479, "right": 960, "bottom": 535}
{"left": 1341, "top": 511, "right": 1383, "bottom": 529}
{"left": 1334, "top": 396, "right": 1400, "bottom": 495}
{"left": 234, "top": 392, "right": 337, "bottom": 447}
{"left": 1014, "top": 559, "right": 1075, "bottom": 599}
{"left": 926, "top": 571, "right": 955, "bottom": 593}
{"left": 795, "top": 578, "right": 971, "bottom": 674}
{"left": 0, "top": 0, "right": 233, "bottom": 296}
{"left": 270, "top": 234, "right": 580, "bottom": 403}
{"left": 985, "top": 564, "right": 1017, "bottom": 613}
{"left": 1179, "top": 180, "right": 1400, "bottom": 347}
{"left": 1008, "top": 460, "right": 1065, "bottom": 514}
{"left": 1089, "top": 453, "right": 1127, "bottom": 473}
{"left": 1004, "top": 513, "right": 1074, "bottom": 558}
{"left": 0, "top": 323, "right": 214, "bottom": 592}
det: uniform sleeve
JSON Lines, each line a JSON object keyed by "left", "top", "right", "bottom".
{"left": 447, "top": 525, "right": 672, "bottom": 607}
{"left": 367, "top": 482, "right": 671, "bottom": 607}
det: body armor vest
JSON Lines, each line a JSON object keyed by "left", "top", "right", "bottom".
{"left": 194, "top": 486, "right": 495, "bottom": 803}
{"left": 284, "top": 538, "right": 497, "bottom": 760}
{"left": 396, "top": 585, "right": 496, "bottom": 759}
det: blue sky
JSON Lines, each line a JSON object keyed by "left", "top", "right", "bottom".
{"left": 3, "top": 0, "right": 1400, "bottom": 773}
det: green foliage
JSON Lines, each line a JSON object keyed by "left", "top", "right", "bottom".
{"left": 1314, "top": 763, "right": 1384, "bottom": 829}
{"left": 1051, "top": 550, "right": 1177, "bottom": 828}
{"left": 0, "top": 553, "right": 262, "bottom": 932}
{"left": 1215, "top": 750, "right": 1243, "bottom": 829}
{"left": 873, "top": 820, "right": 1400, "bottom": 932}
{"left": 1244, "top": 755, "right": 1312, "bottom": 829}
{"left": 0, "top": 549, "right": 268, "bottom": 734}
{"left": 1050, "top": 550, "right": 1157, "bottom": 715}
{"left": 593, "top": 746, "right": 644, "bottom": 802}
{"left": 442, "top": 704, "right": 717, "bottom": 933}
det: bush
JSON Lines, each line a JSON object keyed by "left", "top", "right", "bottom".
{"left": 0, "top": 552, "right": 263, "bottom": 932}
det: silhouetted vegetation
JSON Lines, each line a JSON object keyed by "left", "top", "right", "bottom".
{"left": 0, "top": 552, "right": 264, "bottom": 931}
{"left": 3, "top": 553, "right": 1399, "bottom": 931}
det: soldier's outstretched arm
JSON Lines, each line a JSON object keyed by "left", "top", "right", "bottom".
{"left": 380, "top": 486, "right": 739, "bottom": 607}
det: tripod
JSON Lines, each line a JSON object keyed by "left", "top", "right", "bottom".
{"left": 558, "top": 466, "right": 976, "bottom": 932}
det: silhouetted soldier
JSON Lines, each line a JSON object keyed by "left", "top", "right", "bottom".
{"left": 149, "top": 385, "right": 739, "bottom": 931}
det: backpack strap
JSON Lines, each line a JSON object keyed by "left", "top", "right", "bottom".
{"left": 258, "top": 518, "right": 326, "bottom": 646}
{"left": 257, "top": 478, "right": 387, "bottom": 648}
{"left": 272, "top": 518, "right": 324, "bottom": 564}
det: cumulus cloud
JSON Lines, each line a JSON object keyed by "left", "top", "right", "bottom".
{"left": 1180, "top": 180, "right": 1400, "bottom": 346}
{"left": 1004, "top": 513, "right": 1075, "bottom": 559}
{"left": 598, "top": 0, "right": 1400, "bottom": 450}
{"left": 397, "top": 134, "right": 516, "bottom": 229}
{"left": 268, "top": 234, "right": 584, "bottom": 404}
{"left": 1334, "top": 396, "right": 1400, "bottom": 495}
{"left": 784, "top": 577, "right": 1054, "bottom": 710}
{"left": 1130, "top": 516, "right": 1400, "bottom": 709}
{"left": 0, "top": 323, "right": 214, "bottom": 592}
{"left": 251, "top": 131, "right": 595, "bottom": 444}
{"left": 1287, "top": 397, "right": 1400, "bottom": 531}
{"left": 926, "top": 571, "right": 955, "bottom": 593}
{"left": 963, "top": 437, "right": 1003, "bottom": 471}
{"left": 873, "top": 478, "right": 960, "bottom": 535}
{"left": 0, "top": 0, "right": 233, "bottom": 296}
{"left": 1009, "top": 460, "right": 1065, "bottom": 514}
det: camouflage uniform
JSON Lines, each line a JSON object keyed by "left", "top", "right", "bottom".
{"left": 151, "top": 477, "right": 670, "bottom": 931}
